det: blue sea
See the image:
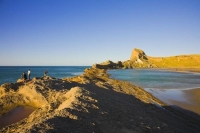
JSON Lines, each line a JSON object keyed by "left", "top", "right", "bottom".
{"left": 107, "top": 69, "right": 200, "bottom": 90}
{"left": 0, "top": 66, "right": 90, "bottom": 85}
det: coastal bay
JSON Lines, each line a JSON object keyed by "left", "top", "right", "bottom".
{"left": 0, "top": 68, "right": 200, "bottom": 132}
{"left": 108, "top": 68, "right": 200, "bottom": 115}
{"left": 1, "top": 50, "right": 200, "bottom": 132}
{"left": 1, "top": 0, "right": 200, "bottom": 132}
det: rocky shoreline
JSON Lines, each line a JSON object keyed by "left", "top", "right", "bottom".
{"left": 0, "top": 68, "right": 200, "bottom": 132}
{"left": 92, "top": 48, "right": 200, "bottom": 69}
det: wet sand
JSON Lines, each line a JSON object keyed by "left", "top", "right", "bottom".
{"left": 145, "top": 88, "right": 200, "bottom": 115}
{"left": 164, "top": 68, "right": 200, "bottom": 115}
{"left": 146, "top": 68, "right": 200, "bottom": 115}
{"left": 182, "top": 88, "right": 200, "bottom": 114}
{"left": 0, "top": 106, "right": 36, "bottom": 129}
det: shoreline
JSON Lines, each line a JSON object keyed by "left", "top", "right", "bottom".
{"left": 144, "top": 87, "right": 200, "bottom": 115}
{"left": 0, "top": 68, "right": 200, "bottom": 132}
{"left": 152, "top": 68, "right": 200, "bottom": 74}
{"left": 142, "top": 68, "right": 200, "bottom": 117}
{"left": 118, "top": 67, "right": 200, "bottom": 116}
{"left": 182, "top": 88, "right": 200, "bottom": 114}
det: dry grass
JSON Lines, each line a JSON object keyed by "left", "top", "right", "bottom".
{"left": 148, "top": 54, "right": 200, "bottom": 68}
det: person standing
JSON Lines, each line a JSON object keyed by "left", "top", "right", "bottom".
{"left": 28, "top": 69, "right": 31, "bottom": 80}
{"left": 24, "top": 72, "right": 27, "bottom": 81}
{"left": 22, "top": 72, "right": 27, "bottom": 82}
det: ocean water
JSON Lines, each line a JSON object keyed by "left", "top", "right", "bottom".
{"left": 107, "top": 69, "right": 200, "bottom": 90}
{"left": 0, "top": 66, "right": 90, "bottom": 85}
{"left": 107, "top": 69, "right": 200, "bottom": 111}
{"left": 1, "top": 67, "right": 200, "bottom": 89}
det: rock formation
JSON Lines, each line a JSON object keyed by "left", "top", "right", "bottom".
{"left": 93, "top": 48, "right": 152, "bottom": 69}
{"left": 130, "top": 48, "right": 148, "bottom": 61}
{"left": 93, "top": 48, "right": 200, "bottom": 69}
{"left": 92, "top": 60, "right": 123, "bottom": 69}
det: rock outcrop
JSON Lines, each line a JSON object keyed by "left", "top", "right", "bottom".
{"left": 130, "top": 48, "right": 148, "bottom": 61}
{"left": 93, "top": 48, "right": 200, "bottom": 69}
{"left": 93, "top": 48, "right": 151, "bottom": 69}
{"left": 92, "top": 60, "right": 123, "bottom": 69}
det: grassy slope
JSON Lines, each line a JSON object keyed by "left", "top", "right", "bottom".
{"left": 148, "top": 54, "right": 200, "bottom": 68}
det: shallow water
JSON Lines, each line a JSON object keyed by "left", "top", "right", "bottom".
{"left": 145, "top": 88, "right": 190, "bottom": 104}
{"left": 108, "top": 69, "right": 200, "bottom": 114}
{"left": 0, "top": 106, "right": 36, "bottom": 129}
{"left": 108, "top": 69, "right": 200, "bottom": 89}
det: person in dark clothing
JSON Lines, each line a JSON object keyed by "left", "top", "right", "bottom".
{"left": 24, "top": 72, "right": 27, "bottom": 80}
{"left": 22, "top": 72, "right": 27, "bottom": 82}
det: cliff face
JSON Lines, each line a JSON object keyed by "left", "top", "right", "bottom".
{"left": 121, "top": 48, "right": 151, "bottom": 68}
{"left": 130, "top": 48, "right": 148, "bottom": 61}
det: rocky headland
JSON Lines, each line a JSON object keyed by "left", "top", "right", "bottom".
{"left": 0, "top": 68, "right": 200, "bottom": 132}
{"left": 93, "top": 48, "right": 200, "bottom": 69}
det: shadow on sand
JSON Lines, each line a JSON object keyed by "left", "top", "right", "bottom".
{"left": 39, "top": 80, "right": 200, "bottom": 133}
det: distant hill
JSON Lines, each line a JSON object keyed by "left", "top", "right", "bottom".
{"left": 148, "top": 54, "right": 200, "bottom": 68}
{"left": 93, "top": 48, "right": 200, "bottom": 69}
{"left": 124, "top": 48, "right": 200, "bottom": 68}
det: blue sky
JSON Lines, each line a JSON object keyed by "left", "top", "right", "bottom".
{"left": 0, "top": 0, "right": 200, "bottom": 66}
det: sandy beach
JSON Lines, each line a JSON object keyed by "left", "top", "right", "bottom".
{"left": 161, "top": 68, "right": 200, "bottom": 74}
{"left": 144, "top": 68, "right": 200, "bottom": 115}
{"left": 0, "top": 68, "right": 200, "bottom": 133}
{"left": 163, "top": 68, "right": 200, "bottom": 115}
{"left": 145, "top": 87, "right": 200, "bottom": 117}
{"left": 182, "top": 88, "right": 200, "bottom": 114}
{"left": 174, "top": 68, "right": 200, "bottom": 73}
